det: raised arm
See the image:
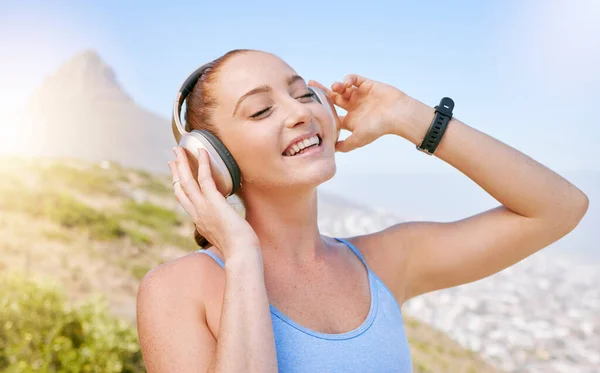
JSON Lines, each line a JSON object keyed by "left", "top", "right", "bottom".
{"left": 311, "top": 74, "right": 589, "bottom": 304}
{"left": 379, "top": 110, "right": 588, "bottom": 301}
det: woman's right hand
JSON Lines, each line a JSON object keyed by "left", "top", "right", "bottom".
{"left": 168, "top": 146, "right": 260, "bottom": 258}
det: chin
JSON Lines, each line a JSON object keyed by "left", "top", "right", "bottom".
{"left": 286, "top": 160, "right": 337, "bottom": 188}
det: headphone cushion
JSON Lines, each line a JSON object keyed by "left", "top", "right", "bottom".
{"left": 197, "top": 130, "right": 241, "bottom": 194}
{"left": 308, "top": 86, "right": 322, "bottom": 104}
{"left": 308, "top": 86, "right": 340, "bottom": 142}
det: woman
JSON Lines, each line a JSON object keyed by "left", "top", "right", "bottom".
{"left": 136, "top": 49, "right": 589, "bottom": 372}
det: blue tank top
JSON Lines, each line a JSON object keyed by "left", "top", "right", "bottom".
{"left": 197, "top": 237, "right": 413, "bottom": 372}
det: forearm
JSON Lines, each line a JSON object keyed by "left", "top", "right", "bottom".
{"left": 398, "top": 99, "right": 589, "bottom": 225}
{"left": 209, "top": 249, "right": 278, "bottom": 373}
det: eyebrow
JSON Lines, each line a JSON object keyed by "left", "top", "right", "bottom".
{"left": 232, "top": 74, "right": 305, "bottom": 116}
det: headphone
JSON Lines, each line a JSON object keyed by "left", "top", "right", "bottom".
{"left": 172, "top": 63, "right": 341, "bottom": 198}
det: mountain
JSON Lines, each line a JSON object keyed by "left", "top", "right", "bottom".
{"left": 24, "top": 50, "right": 173, "bottom": 174}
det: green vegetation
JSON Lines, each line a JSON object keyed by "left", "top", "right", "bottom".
{"left": 28, "top": 161, "right": 124, "bottom": 196}
{"left": 120, "top": 200, "right": 182, "bottom": 229}
{"left": 122, "top": 226, "right": 153, "bottom": 247}
{"left": 136, "top": 172, "right": 172, "bottom": 196}
{"left": 0, "top": 272, "right": 145, "bottom": 373}
{"left": 0, "top": 187, "right": 125, "bottom": 241}
{"left": 405, "top": 314, "right": 496, "bottom": 373}
{"left": 119, "top": 199, "right": 198, "bottom": 249}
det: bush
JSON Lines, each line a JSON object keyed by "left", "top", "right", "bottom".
{"left": 35, "top": 163, "right": 121, "bottom": 196}
{"left": 0, "top": 187, "right": 125, "bottom": 241}
{"left": 120, "top": 200, "right": 182, "bottom": 229}
{"left": 0, "top": 272, "right": 144, "bottom": 373}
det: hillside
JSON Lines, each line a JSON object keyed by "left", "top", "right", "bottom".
{"left": 22, "top": 50, "right": 173, "bottom": 175}
{"left": 0, "top": 155, "right": 499, "bottom": 373}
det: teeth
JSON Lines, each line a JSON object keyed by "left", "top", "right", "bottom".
{"left": 285, "top": 135, "right": 320, "bottom": 156}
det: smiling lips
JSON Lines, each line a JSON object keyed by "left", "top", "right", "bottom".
{"left": 283, "top": 134, "right": 322, "bottom": 156}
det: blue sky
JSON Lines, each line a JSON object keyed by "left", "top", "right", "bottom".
{"left": 1, "top": 0, "right": 599, "bottom": 174}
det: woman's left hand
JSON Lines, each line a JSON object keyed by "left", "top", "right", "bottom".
{"left": 309, "top": 75, "right": 430, "bottom": 152}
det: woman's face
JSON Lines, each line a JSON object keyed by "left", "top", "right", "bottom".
{"left": 212, "top": 52, "right": 338, "bottom": 192}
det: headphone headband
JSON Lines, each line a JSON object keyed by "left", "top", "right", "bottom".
{"left": 171, "top": 63, "right": 212, "bottom": 144}
{"left": 172, "top": 63, "right": 338, "bottom": 146}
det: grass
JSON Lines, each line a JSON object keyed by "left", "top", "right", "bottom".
{"left": 139, "top": 177, "right": 172, "bottom": 196}
{"left": 157, "top": 229, "right": 197, "bottom": 250}
{"left": 42, "top": 229, "right": 75, "bottom": 243}
{"left": 130, "top": 264, "right": 152, "bottom": 280}
{"left": 0, "top": 186, "right": 125, "bottom": 241}
{"left": 405, "top": 314, "right": 497, "bottom": 373}
{"left": 34, "top": 162, "right": 122, "bottom": 196}
{"left": 123, "top": 227, "right": 153, "bottom": 247}
{"left": 119, "top": 200, "right": 182, "bottom": 229}
{"left": 0, "top": 169, "right": 191, "bottom": 249}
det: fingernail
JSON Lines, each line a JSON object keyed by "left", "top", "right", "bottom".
{"left": 172, "top": 147, "right": 177, "bottom": 155}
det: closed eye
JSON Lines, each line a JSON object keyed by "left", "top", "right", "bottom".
{"left": 251, "top": 107, "right": 272, "bottom": 118}
{"left": 299, "top": 91, "right": 315, "bottom": 99}
{"left": 250, "top": 91, "right": 316, "bottom": 119}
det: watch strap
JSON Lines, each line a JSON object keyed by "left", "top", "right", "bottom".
{"left": 416, "top": 97, "right": 454, "bottom": 155}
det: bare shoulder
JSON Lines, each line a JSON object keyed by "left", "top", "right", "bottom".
{"left": 138, "top": 250, "right": 224, "bottom": 306}
{"left": 136, "top": 249, "right": 225, "bottom": 372}
{"left": 137, "top": 248, "right": 227, "bottom": 332}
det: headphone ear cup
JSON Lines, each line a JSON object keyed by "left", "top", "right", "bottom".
{"left": 197, "top": 130, "right": 241, "bottom": 194}
{"left": 308, "top": 86, "right": 341, "bottom": 143}
{"left": 178, "top": 131, "right": 241, "bottom": 197}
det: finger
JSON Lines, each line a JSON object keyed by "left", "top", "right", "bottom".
{"left": 308, "top": 80, "right": 347, "bottom": 106}
{"left": 326, "top": 85, "right": 352, "bottom": 109}
{"left": 337, "top": 115, "right": 355, "bottom": 131}
{"left": 168, "top": 161, "right": 198, "bottom": 218}
{"left": 340, "top": 86, "right": 355, "bottom": 101}
{"left": 308, "top": 80, "right": 331, "bottom": 94}
{"left": 332, "top": 81, "right": 356, "bottom": 103}
{"left": 335, "top": 134, "right": 363, "bottom": 153}
{"left": 344, "top": 74, "right": 368, "bottom": 88}
{"left": 196, "top": 148, "right": 219, "bottom": 197}
{"left": 331, "top": 81, "right": 348, "bottom": 94}
{"left": 173, "top": 146, "right": 204, "bottom": 209}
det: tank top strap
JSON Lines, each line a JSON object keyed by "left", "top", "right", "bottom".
{"left": 197, "top": 240, "right": 367, "bottom": 271}
{"left": 334, "top": 237, "right": 370, "bottom": 270}
{"left": 196, "top": 249, "right": 225, "bottom": 269}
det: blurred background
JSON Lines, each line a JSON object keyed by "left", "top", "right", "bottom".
{"left": 0, "top": 1, "right": 598, "bottom": 372}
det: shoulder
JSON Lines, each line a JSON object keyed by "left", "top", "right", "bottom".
{"left": 136, "top": 249, "right": 225, "bottom": 323}
{"left": 136, "top": 250, "right": 225, "bottom": 371}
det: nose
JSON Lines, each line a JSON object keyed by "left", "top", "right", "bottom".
{"left": 283, "top": 96, "right": 312, "bottom": 129}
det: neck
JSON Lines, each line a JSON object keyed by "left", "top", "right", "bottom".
{"left": 241, "top": 185, "right": 328, "bottom": 267}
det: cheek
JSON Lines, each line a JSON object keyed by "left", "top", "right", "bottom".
{"left": 231, "top": 131, "right": 280, "bottom": 176}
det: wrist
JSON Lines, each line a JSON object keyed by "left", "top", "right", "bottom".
{"left": 390, "top": 98, "right": 435, "bottom": 145}
{"left": 222, "top": 244, "right": 263, "bottom": 263}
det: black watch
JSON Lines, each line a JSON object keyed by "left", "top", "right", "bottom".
{"left": 416, "top": 97, "right": 454, "bottom": 155}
